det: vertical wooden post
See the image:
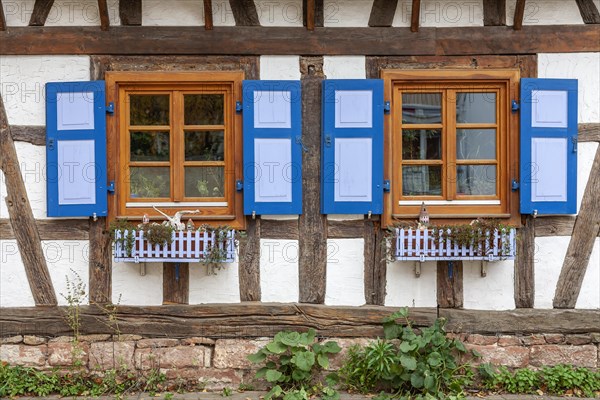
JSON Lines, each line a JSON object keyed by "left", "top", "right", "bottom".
{"left": 163, "top": 263, "right": 190, "bottom": 304}
{"left": 0, "top": 0, "right": 6, "bottom": 31}
{"left": 98, "top": 0, "right": 110, "bottom": 31}
{"left": 203, "top": 0, "right": 213, "bottom": 30}
{"left": 305, "top": 0, "right": 315, "bottom": 30}
{"left": 89, "top": 218, "right": 112, "bottom": 304}
{"left": 410, "top": 0, "right": 421, "bottom": 32}
{"left": 483, "top": 0, "right": 506, "bottom": 26}
{"left": 0, "top": 96, "right": 56, "bottom": 306}
{"left": 515, "top": 215, "right": 535, "bottom": 308}
{"left": 238, "top": 217, "right": 261, "bottom": 301}
{"left": 119, "top": 0, "right": 142, "bottom": 26}
{"left": 436, "top": 261, "right": 463, "bottom": 308}
{"left": 298, "top": 56, "right": 327, "bottom": 304}
{"left": 363, "top": 218, "right": 387, "bottom": 305}
{"left": 513, "top": 0, "right": 526, "bottom": 30}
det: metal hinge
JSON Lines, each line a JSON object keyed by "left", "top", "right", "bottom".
{"left": 383, "top": 180, "right": 390, "bottom": 192}
{"left": 107, "top": 180, "right": 115, "bottom": 194}
{"left": 384, "top": 101, "right": 391, "bottom": 114}
{"left": 235, "top": 101, "right": 243, "bottom": 113}
{"left": 511, "top": 100, "right": 519, "bottom": 113}
{"left": 236, "top": 180, "right": 243, "bottom": 191}
{"left": 106, "top": 102, "right": 115, "bottom": 114}
{"left": 511, "top": 179, "right": 519, "bottom": 191}
{"left": 572, "top": 136, "right": 578, "bottom": 153}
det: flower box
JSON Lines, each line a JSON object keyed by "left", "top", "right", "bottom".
{"left": 113, "top": 229, "right": 236, "bottom": 263}
{"left": 394, "top": 227, "right": 516, "bottom": 262}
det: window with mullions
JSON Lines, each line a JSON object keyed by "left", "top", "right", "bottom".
{"left": 106, "top": 72, "right": 244, "bottom": 228}
{"left": 383, "top": 70, "right": 519, "bottom": 222}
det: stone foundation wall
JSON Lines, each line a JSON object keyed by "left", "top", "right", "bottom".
{"left": 1, "top": 333, "right": 598, "bottom": 390}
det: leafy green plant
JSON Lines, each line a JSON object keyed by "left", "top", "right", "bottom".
{"left": 144, "top": 222, "right": 175, "bottom": 247}
{"left": 109, "top": 218, "right": 137, "bottom": 257}
{"left": 221, "top": 386, "right": 233, "bottom": 396}
{"left": 247, "top": 329, "right": 341, "bottom": 400}
{"left": 340, "top": 308, "right": 475, "bottom": 399}
{"left": 60, "top": 270, "right": 88, "bottom": 342}
{"left": 431, "top": 219, "right": 514, "bottom": 257}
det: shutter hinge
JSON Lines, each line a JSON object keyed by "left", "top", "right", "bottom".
{"left": 572, "top": 136, "right": 578, "bottom": 153}
{"left": 384, "top": 101, "right": 391, "bottom": 114}
{"left": 383, "top": 180, "right": 390, "bottom": 192}
{"left": 511, "top": 179, "right": 519, "bottom": 191}
{"left": 511, "top": 100, "right": 519, "bottom": 113}
{"left": 295, "top": 136, "right": 308, "bottom": 152}
{"left": 324, "top": 134, "right": 332, "bottom": 147}
{"left": 236, "top": 180, "right": 243, "bottom": 191}
{"left": 107, "top": 180, "right": 115, "bottom": 194}
{"left": 106, "top": 102, "right": 115, "bottom": 114}
{"left": 235, "top": 101, "right": 243, "bottom": 113}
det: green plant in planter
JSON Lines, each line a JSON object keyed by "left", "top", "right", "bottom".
{"left": 144, "top": 223, "right": 175, "bottom": 247}
{"left": 109, "top": 218, "right": 137, "bottom": 257}
{"left": 431, "top": 218, "right": 514, "bottom": 256}
{"left": 247, "top": 329, "right": 341, "bottom": 400}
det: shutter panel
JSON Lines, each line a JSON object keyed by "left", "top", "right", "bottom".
{"left": 321, "top": 79, "right": 384, "bottom": 214}
{"left": 520, "top": 78, "right": 578, "bottom": 215}
{"left": 242, "top": 80, "right": 302, "bottom": 215}
{"left": 46, "top": 81, "right": 108, "bottom": 217}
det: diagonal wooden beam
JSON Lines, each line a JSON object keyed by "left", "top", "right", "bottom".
{"left": 410, "top": 0, "right": 420, "bottom": 32}
{"left": 483, "top": 0, "right": 506, "bottom": 26}
{"left": 29, "top": 0, "right": 55, "bottom": 26}
{"left": 0, "top": 97, "right": 57, "bottom": 306}
{"left": 98, "top": 0, "right": 109, "bottom": 30}
{"left": 305, "top": 0, "right": 315, "bottom": 31}
{"left": 203, "top": 0, "right": 213, "bottom": 30}
{"left": 553, "top": 145, "right": 600, "bottom": 308}
{"left": 229, "top": 0, "right": 259, "bottom": 26}
{"left": 119, "top": 0, "right": 142, "bottom": 26}
{"left": 513, "top": 0, "right": 526, "bottom": 30}
{"left": 0, "top": 0, "right": 6, "bottom": 31}
{"left": 575, "top": 0, "right": 600, "bottom": 24}
{"left": 368, "top": 0, "right": 399, "bottom": 27}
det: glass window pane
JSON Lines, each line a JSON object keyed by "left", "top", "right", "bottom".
{"left": 130, "top": 131, "right": 170, "bottom": 161}
{"left": 402, "top": 129, "right": 441, "bottom": 160}
{"left": 402, "top": 93, "right": 442, "bottom": 124}
{"left": 456, "top": 129, "right": 496, "bottom": 160}
{"left": 185, "top": 131, "right": 224, "bottom": 161}
{"left": 184, "top": 94, "right": 224, "bottom": 125}
{"left": 129, "top": 95, "right": 169, "bottom": 125}
{"left": 130, "top": 167, "right": 170, "bottom": 198}
{"left": 402, "top": 166, "right": 442, "bottom": 196}
{"left": 456, "top": 93, "right": 496, "bottom": 124}
{"left": 456, "top": 165, "right": 496, "bottom": 195}
{"left": 185, "top": 167, "right": 225, "bottom": 198}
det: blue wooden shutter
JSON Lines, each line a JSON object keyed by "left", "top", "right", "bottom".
{"left": 242, "top": 80, "right": 302, "bottom": 215}
{"left": 46, "top": 81, "right": 108, "bottom": 217}
{"left": 321, "top": 79, "right": 384, "bottom": 214}
{"left": 520, "top": 78, "right": 578, "bottom": 215}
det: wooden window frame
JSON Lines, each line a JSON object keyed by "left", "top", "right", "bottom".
{"left": 106, "top": 71, "right": 245, "bottom": 229}
{"left": 381, "top": 69, "right": 520, "bottom": 227}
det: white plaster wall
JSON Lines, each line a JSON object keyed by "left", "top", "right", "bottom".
{"left": 324, "top": 0, "right": 372, "bottom": 27}
{"left": 259, "top": 56, "right": 301, "bottom": 80}
{"left": 1, "top": 0, "right": 34, "bottom": 26}
{"left": 44, "top": 240, "right": 90, "bottom": 305}
{"left": 261, "top": 215, "right": 299, "bottom": 221}
{"left": 112, "top": 262, "right": 163, "bottom": 305}
{"left": 0, "top": 240, "right": 35, "bottom": 307}
{"left": 260, "top": 239, "right": 299, "bottom": 302}
{"left": 0, "top": 170, "right": 7, "bottom": 219}
{"left": 507, "top": 0, "right": 585, "bottom": 26}
{"left": 46, "top": 0, "right": 120, "bottom": 26}
{"left": 323, "top": 56, "right": 366, "bottom": 79}
{"left": 256, "top": 0, "right": 303, "bottom": 26}
{"left": 0, "top": 56, "right": 90, "bottom": 126}
{"left": 463, "top": 260, "right": 515, "bottom": 310}
{"left": 576, "top": 238, "right": 600, "bottom": 309}
{"left": 325, "top": 239, "right": 365, "bottom": 306}
{"left": 394, "top": 0, "right": 484, "bottom": 28}
{"left": 6, "top": 142, "right": 47, "bottom": 219}
{"left": 143, "top": 0, "right": 234, "bottom": 26}
{"left": 189, "top": 262, "right": 241, "bottom": 304}
{"left": 327, "top": 214, "right": 364, "bottom": 221}
{"left": 385, "top": 261, "right": 437, "bottom": 307}
{"left": 538, "top": 53, "right": 600, "bottom": 123}
{"left": 577, "top": 142, "right": 599, "bottom": 212}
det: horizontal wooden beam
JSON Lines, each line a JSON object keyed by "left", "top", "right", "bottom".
{"left": 579, "top": 123, "right": 600, "bottom": 142}
{"left": 10, "top": 125, "right": 45, "bottom": 146}
{"left": 328, "top": 220, "right": 364, "bottom": 239}
{"left": 260, "top": 219, "right": 298, "bottom": 240}
{"left": 0, "top": 218, "right": 90, "bottom": 240}
{"left": 1, "top": 25, "right": 598, "bottom": 56}
{"left": 1, "top": 304, "right": 597, "bottom": 338}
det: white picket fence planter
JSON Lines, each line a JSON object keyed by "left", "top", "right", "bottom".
{"left": 395, "top": 227, "right": 516, "bottom": 262}
{"left": 113, "top": 229, "right": 236, "bottom": 263}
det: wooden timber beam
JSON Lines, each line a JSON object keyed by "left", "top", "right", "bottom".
{"left": 483, "top": 0, "right": 506, "bottom": 26}
{"left": 2, "top": 26, "right": 598, "bottom": 56}
{"left": 0, "top": 0, "right": 6, "bottom": 31}
{"left": 410, "top": 0, "right": 420, "bottom": 32}
{"left": 229, "top": 0, "right": 260, "bottom": 26}
{"left": 203, "top": 0, "right": 213, "bottom": 30}
{"left": 513, "top": 0, "right": 526, "bottom": 30}
{"left": 303, "top": 0, "right": 323, "bottom": 28}
{"left": 119, "top": 0, "right": 141, "bottom": 26}
{"left": 1, "top": 305, "right": 598, "bottom": 337}
{"left": 29, "top": 0, "right": 54, "bottom": 26}
{"left": 579, "top": 123, "right": 600, "bottom": 142}
{"left": 553, "top": 145, "right": 600, "bottom": 308}
{"left": 0, "top": 218, "right": 89, "bottom": 240}
{"left": 575, "top": 0, "right": 600, "bottom": 24}
{"left": 238, "top": 217, "right": 261, "bottom": 301}
{"left": 368, "top": 0, "right": 399, "bottom": 27}
{"left": 98, "top": 0, "right": 109, "bottom": 30}
{"left": 515, "top": 215, "right": 535, "bottom": 307}
{"left": 0, "top": 97, "right": 56, "bottom": 306}
{"left": 305, "top": 0, "right": 315, "bottom": 31}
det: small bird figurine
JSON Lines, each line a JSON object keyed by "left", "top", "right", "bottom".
{"left": 418, "top": 202, "right": 429, "bottom": 230}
